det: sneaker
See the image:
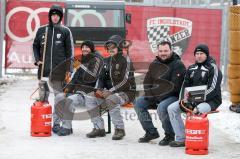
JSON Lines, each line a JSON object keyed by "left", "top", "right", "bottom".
{"left": 57, "top": 127, "right": 73, "bottom": 136}
{"left": 52, "top": 124, "right": 61, "bottom": 134}
{"left": 138, "top": 132, "right": 159, "bottom": 143}
{"left": 112, "top": 129, "right": 125, "bottom": 140}
{"left": 159, "top": 134, "right": 175, "bottom": 146}
{"left": 229, "top": 104, "right": 240, "bottom": 113}
{"left": 169, "top": 141, "right": 185, "bottom": 147}
{"left": 86, "top": 128, "right": 106, "bottom": 138}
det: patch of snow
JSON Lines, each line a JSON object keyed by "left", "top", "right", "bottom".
{"left": 0, "top": 79, "right": 239, "bottom": 159}
{"left": 209, "top": 91, "right": 240, "bottom": 143}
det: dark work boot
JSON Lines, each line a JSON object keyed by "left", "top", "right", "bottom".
{"left": 159, "top": 134, "right": 175, "bottom": 146}
{"left": 112, "top": 129, "right": 126, "bottom": 140}
{"left": 138, "top": 131, "right": 159, "bottom": 143}
{"left": 169, "top": 141, "right": 185, "bottom": 147}
{"left": 57, "top": 127, "right": 73, "bottom": 136}
{"left": 52, "top": 124, "right": 61, "bottom": 134}
{"left": 86, "top": 128, "right": 106, "bottom": 138}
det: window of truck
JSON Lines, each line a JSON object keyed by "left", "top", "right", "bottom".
{"left": 66, "top": 9, "right": 124, "bottom": 28}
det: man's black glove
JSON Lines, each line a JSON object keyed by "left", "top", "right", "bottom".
{"left": 179, "top": 100, "right": 196, "bottom": 112}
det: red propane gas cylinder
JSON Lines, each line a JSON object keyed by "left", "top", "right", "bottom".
{"left": 31, "top": 101, "right": 52, "bottom": 137}
{"left": 185, "top": 113, "right": 209, "bottom": 155}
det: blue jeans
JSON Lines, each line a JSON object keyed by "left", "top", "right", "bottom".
{"left": 134, "top": 96, "right": 177, "bottom": 134}
{"left": 134, "top": 96, "right": 157, "bottom": 134}
{"left": 168, "top": 101, "right": 211, "bottom": 142}
{"left": 157, "top": 96, "right": 178, "bottom": 136}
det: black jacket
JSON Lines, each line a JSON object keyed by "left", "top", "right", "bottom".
{"left": 180, "top": 57, "right": 222, "bottom": 110}
{"left": 33, "top": 5, "right": 74, "bottom": 81}
{"left": 65, "top": 53, "right": 103, "bottom": 94}
{"left": 144, "top": 53, "right": 186, "bottom": 106}
{"left": 95, "top": 52, "right": 136, "bottom": 102}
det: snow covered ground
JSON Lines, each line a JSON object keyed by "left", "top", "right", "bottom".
{"left": 0, "top": 77, "right": 240, "bottom": 159}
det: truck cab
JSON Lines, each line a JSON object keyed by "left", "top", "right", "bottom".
{"left": 65, "top": 1, "right": 127, "bottom": 58}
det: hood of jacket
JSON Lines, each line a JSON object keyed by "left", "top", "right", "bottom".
{"left": 48, "top": 5, "right": 63, "bottom": 26}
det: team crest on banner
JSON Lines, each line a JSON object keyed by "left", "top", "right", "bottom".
{"left": 147, "top": 17, "right": 192, "bottom": 56}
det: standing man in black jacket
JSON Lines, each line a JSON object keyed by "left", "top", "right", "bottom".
{"left": 33, "top": 4, "right": 74, "bottom": 131}
{"left": 168, "top": 44, "right": 222, "bottom": 147}
{"left": 134, "top": 41, "right": 186, "bottom": 145}
{"left": 85, "top": 35, "right": 136, "bottom": 140}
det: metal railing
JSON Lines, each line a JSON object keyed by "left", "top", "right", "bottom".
{"left": 125, "top": 0, "right": 232, "bottom": 8}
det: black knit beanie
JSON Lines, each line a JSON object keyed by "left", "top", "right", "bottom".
{"left": 81, "top": 40, "right": 95, "bottom": 52}
{"left": 194, "top": 44, "right": 209, "bottom": 57}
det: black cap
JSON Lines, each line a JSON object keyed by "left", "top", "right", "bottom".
{"left": 105, "top": 35, "right": 123, "bottom": 48}
{"left": 48, "top": 5, "right": 63, "bottom": 24}
{"left": 81, "top": 40, "right": 95, "bottom": 52}
{"left": 194, "top": 44, "right": 209, "bottom": 57}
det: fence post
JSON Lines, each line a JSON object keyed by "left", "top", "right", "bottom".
{"left": 0, "top": 0, "right": 6, "bottom": 78}
{"left": 221, "top": 6, "right": 229, "bottom": 91}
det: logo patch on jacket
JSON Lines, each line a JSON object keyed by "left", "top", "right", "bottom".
{"left": 116, "top": 64, "right": 120, "bottom": 70}
{"left": 190, "top": 71, "right": 195, "bottom": 78}
{"left": 57, "top": 34, "right": 61, "bottom": 39}
{"left": 55, "top": 41, "right": 62, "bottom": 45}
{"left": 201, "top": 71, "right": 206, "bottom": 78}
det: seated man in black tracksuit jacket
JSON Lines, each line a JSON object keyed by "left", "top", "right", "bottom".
{"left": 167, "top": 44, "right": 222, "bottom": 147}
{"left": 53, "top": 40, "right": 103, "bottom": 136}
{"left": 85, "top": 35, "right": 136, "bottom": 140}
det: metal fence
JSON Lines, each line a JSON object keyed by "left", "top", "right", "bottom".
{"left": 125, "top": 0, "right": 232, "bottom": 7}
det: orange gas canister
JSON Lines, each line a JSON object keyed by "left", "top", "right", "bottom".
{"left": 185, "top": 113, "right": 209, "bottom": 155}
{"left": 31, "top": 101, "right": 52, "bottom": 137}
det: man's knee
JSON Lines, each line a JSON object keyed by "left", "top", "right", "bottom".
{"left": 197, "top": 103, "right": 211, "bottom": 113}
{"left": 67, "top": 94, "right": 84, "bottom": 107}
{"left": 67, "top": 94, "right": 78, "bottom": 101}
{"left": 157, "top": 102, "right": 167, "bottom": 114}
{"left": 55, "top": 93, "right": 65, "bottom": 103}
{"left": 134, "top": 96, "right": 148, "bottom": 109}
{"left": 167, "top": 101, "right": 180, "bottom": 114}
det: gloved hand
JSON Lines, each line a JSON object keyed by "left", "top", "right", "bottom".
{"left": 65, "top": 71, "right": 71, "bottom": 84}
{"left": 73, "top": 58, "right": 81, "bottom": 70}
{"left": 179, "top": 100, "right": 194, "bottom": 112}
{"left": 102, "top": 90, "right": 112, "bottom": 98}
{"left": 94, "top": 90, "right": 104, "bottom": 98}
{"left": 63, "top": 88, "right": 69, "bottom": 94}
